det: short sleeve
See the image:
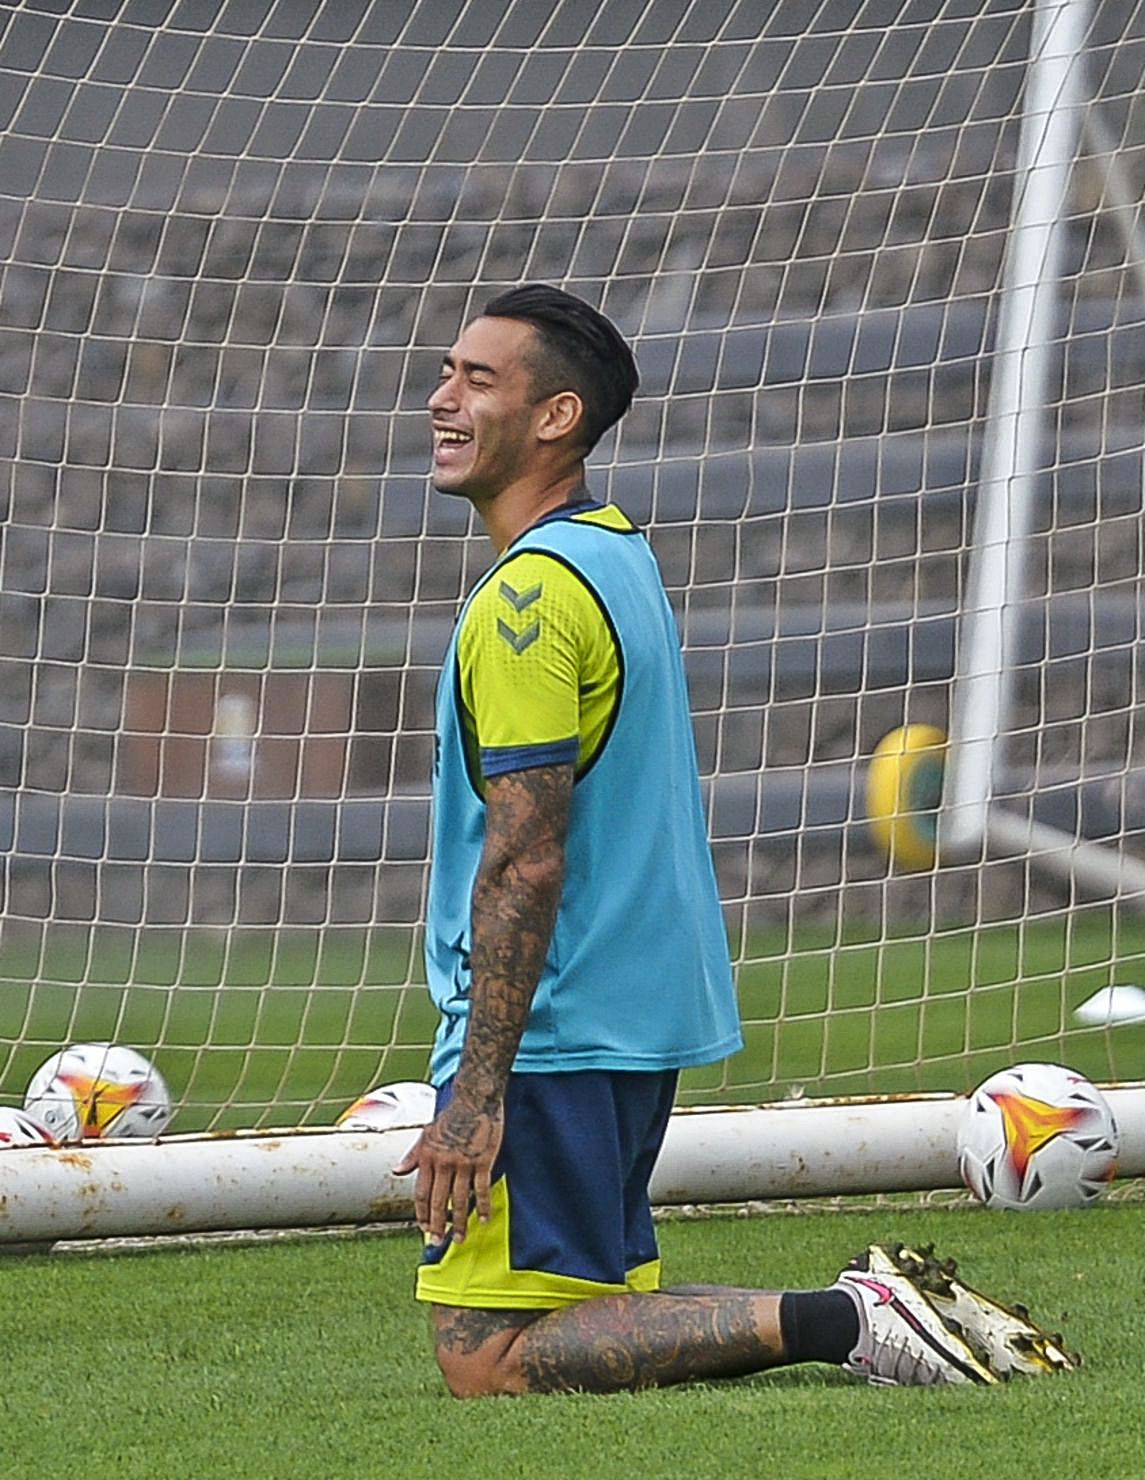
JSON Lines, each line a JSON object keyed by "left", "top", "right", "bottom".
{"left": 457, "top": 551, "right": 606, "bottom": 777}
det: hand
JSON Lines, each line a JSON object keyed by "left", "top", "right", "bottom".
{"left": 393, "top": 1093, "right": 504, "bottom": 1245}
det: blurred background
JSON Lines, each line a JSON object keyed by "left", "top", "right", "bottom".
{"left": 3, "top": 0, "right": 1145, "bottom": 1118}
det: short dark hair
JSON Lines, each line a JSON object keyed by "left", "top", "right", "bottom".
{"left": 481, "top": 284, "right": 639, "bottom": 452}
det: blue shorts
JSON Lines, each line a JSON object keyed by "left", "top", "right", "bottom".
{"left": 415, "top": 1069, "right": 677, "bottom": 1310}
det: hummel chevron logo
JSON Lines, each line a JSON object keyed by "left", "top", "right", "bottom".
{"left": 499, "top": 579, "right": 542, "bottom": 612}
{"left": 497, "top": 617, "right": 540, "bottom": 654}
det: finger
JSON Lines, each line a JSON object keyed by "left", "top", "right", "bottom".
{"left": 412, "top": 1160, "right": 432, "bottom": 1234}
{"left": 427, "top": 1161, "right": 452, "bottom": 1245}
{"left": 449, "top": 1165, "right": 473, "bottom": 1243}
{"left": 392, "top": 1132, "right": 423, "bottom": 1176}
{"left": 473, "top": 1161, "right": 493, "bottom": 1225}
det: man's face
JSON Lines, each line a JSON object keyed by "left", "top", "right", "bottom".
{"left": 427, "top": 315, "right": 545, "bottom": 501}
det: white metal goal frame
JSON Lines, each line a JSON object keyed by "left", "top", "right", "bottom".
{"left": 942, "top": 0, "right": 1145, "bottom": 908}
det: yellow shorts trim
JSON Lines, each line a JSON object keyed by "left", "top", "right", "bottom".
{"left": 415, "top": 1177, "right": 662, "bottom": 1310}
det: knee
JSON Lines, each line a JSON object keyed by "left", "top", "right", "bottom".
{"left": 430, "top": 1308, "right": 531, "bottom": 1398}
{"left": 435, "top": 1340, "right": 523, "bottom": 1399}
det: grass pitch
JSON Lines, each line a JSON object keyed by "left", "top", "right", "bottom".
{"left": 0, "top": 1204, "right": 1139, "bottom": 1479}
{"left": 0, "top": 909, "right": 1141, "bottom": 1475}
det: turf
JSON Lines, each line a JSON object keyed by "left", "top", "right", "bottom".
{"left": 0, "top": 1206, "right": 1137, "bottom": 1479}
{"left": 2, "top": 907, "right": 1144, "bottom": 1129}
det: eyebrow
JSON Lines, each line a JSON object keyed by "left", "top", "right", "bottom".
{"left": 442, "top": 353, "right": 498, "bottom": 377}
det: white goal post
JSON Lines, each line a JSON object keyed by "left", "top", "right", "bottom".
{"left": 3, "top": 0, "right": 1145, "bottom": 1226}
{"left": 941, "top": 0, "right": 1145, "bottom": 910}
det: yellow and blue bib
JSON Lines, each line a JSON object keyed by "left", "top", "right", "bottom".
{"left": 425, "top": 500, "right": 742, "bottom": 1084}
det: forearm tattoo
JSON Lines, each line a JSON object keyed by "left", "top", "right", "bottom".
{"left": 456, "top": 763, "right": 573, "bottom": 1110}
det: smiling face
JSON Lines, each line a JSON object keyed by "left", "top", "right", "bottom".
{"left": 428, "top": 315, "right": 579, "bottom": 505}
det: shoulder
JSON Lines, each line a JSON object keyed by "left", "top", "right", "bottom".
{"left": 462, "top": 548, "right": 602, "bottom": 636}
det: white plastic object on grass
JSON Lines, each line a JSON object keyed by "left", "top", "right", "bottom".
{"left": 1073, "top": 985, "right": 1145, "bottom": 1028}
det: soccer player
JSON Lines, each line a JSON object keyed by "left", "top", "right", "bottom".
{"left": 395, "top": 285, "right": 1074, "bottom": 1396}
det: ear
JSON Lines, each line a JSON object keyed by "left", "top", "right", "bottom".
{"left": 535, "top": 391, "right": 584, "bottom": 444}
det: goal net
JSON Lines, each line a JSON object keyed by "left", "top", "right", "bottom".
{"left": 3, "top": 0, "right": 1145, "bottom": 1135}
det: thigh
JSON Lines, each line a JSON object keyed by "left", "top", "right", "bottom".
{"left": 415, "top": 1069, "right": 677, "bottom": 1310}
{"left": 616, "top": 1068, "right": 677, "bottom": 1273}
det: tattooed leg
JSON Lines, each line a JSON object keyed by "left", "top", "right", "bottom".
{"left": 512, "top": 1291, "right": 787, "bottom": 1393}
{"left": 432, "top": 1307, "right": 542, "bottom": 1397}
{"left": 432, "top": 1290, "right": 786, "bottom": 1397}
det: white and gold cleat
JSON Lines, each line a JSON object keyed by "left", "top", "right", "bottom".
{"left": 886, "top": 1242, "right": 1080, "bottom": 1377}
{"left": 833, "top": 1244, "right": 998, "bottom": 1387}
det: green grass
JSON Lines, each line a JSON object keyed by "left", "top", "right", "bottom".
{"left": 0, "top": 914, "right": 1140, "bottom": 1474}
{"left": 2, "top": 907, "right": 1145, "bottom": 1130}
{"left": 0, "top": 1207, "right": 1139, "bottom": 1478}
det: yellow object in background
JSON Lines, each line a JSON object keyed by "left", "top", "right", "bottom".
{"left": 866, "top": 725, "right": 948, "bottom": 871}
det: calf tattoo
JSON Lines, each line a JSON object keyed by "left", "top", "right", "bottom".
{"left": 435, "top": 1293, "right": 781, "bottom": 1394}
{"left": 515, "top": 1292, "right": 780, "bottom": 1392}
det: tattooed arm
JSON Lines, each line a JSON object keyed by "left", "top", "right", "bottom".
{"left": 395, "top": 762, "right": 574, "bottom": 1245}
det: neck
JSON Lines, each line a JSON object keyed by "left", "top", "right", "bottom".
{"left": 479, "top": 467, "right": 588, "bottom": 553}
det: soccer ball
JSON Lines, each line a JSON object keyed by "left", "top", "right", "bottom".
{"left": 24, "top": 1043, "right": 173, "bottom": 1143}
{"left": 957, "top": 1062, "right": 1119, "bottom": 1211}
{"left": 0, "top": 1106, "right": 57, "bottom": 1148}
{"left": 337, "top": 1080, "right": 437, "bottom": 1131}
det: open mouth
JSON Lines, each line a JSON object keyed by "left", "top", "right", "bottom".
{"left": 434, "top": 427, "right": 473, "bottom": 451}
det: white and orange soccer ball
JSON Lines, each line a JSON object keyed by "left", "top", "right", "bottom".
{"left": 337, "top": 1080, "right": 437, "bottom": 1132}
{"left": 24, "top": 1043, "right": 173, "bottom": 1144}
{"left": 0, "top": 1106, "right": 57, "bottom": 1149}
{"left": 957, "top": 1062, "right": 1119, "bottom": 1211}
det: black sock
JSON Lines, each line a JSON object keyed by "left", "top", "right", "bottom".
{"left": 779, "top": 1289, "right": 861, "bottom": 1366}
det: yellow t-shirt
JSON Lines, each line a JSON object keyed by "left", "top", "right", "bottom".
{"left": 456, "top": 543, "right": 622, "bottom": 786}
